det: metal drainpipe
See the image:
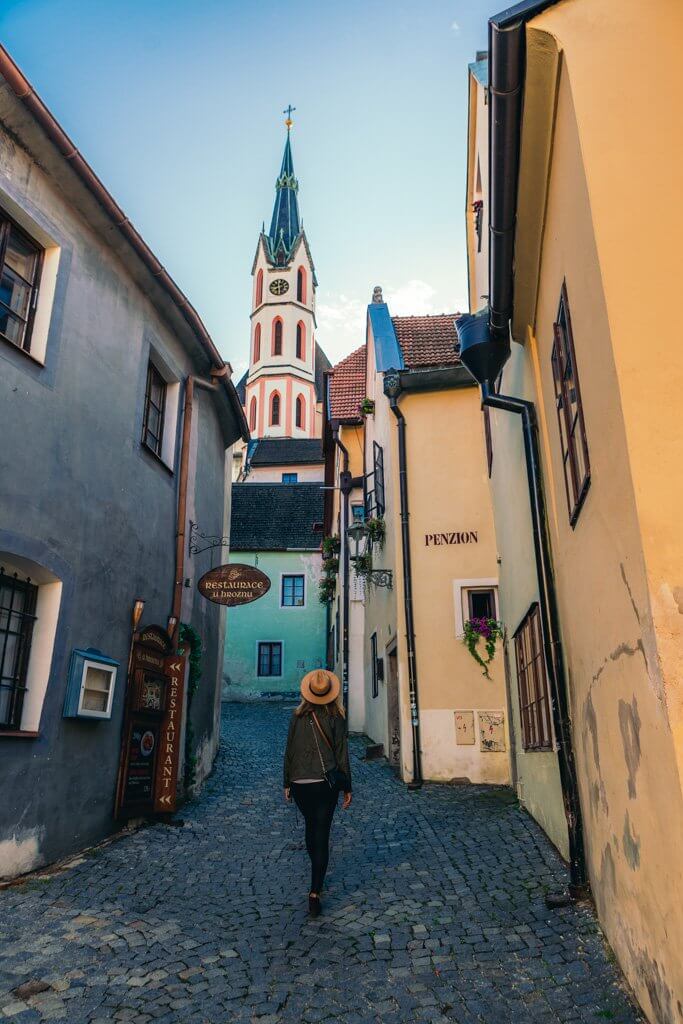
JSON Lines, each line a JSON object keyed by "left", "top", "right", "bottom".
{"left": 385, "top": 379, "right": 423, "bottom": 789}
{"left": 333, "top": 429, "right": 351, "bottom": 714}
{"left": 171, "top": 374, "right": 220, "bottom": 647}
{"left": 481, "top": 382, "right": 587, "bottom": 896}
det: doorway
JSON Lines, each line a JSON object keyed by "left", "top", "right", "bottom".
{"left": 386, "top": 643, "right": 400, "bottom": 769}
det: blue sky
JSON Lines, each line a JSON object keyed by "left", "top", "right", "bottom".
{"left": 1, "top": 0, "right": 491, "bottom": 376}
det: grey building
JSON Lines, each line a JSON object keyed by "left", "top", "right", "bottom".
{"left": 0, "top": 49, "right": 247, "bottom": 877}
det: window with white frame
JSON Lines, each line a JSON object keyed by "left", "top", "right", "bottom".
{"left": 141, "top": 349, "right": 180, "bottom": 470}
{"left": 453, "top": 578, "right": 499, "bottom": 637}
{"left": 281, "top": 575, "right": 305, "bottom": 607}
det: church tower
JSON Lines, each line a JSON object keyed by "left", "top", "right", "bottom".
{"left": 242, "top": 113, "right": 325, "bottom": 441}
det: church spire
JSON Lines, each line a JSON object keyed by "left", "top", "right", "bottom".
{"left": 268, "top": 108, "right": 301, "bottom": 265}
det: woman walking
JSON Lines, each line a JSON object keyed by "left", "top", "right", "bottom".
{"left": 284, "top": 669, "right": 352, "bottom": 917}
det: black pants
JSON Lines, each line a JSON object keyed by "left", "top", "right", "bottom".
{"left": 291, "top": 782, "right": 339, "bottom": 893}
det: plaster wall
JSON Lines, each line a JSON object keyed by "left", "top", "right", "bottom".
{"left": 466, "top": 70, "right": 489, "bottom": 314}
{"left": 0, "top": 119, "right": 231, "bottom": 875}
{"left": 223, "top": 550, "right": 326, "bottom": 699}
{"left": 246, "top": 464, "right": 324, "bottom": 483}
{"left": 361, "top": 322, "right": 397, "bottom": 756}
{"left": 513, "top": 15, "right": 683, "bottom": 1017}
{"left": 398, "top": 387, "right": 509, "bottom": 784}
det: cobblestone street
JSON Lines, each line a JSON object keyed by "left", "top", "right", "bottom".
{"left": 1, "top": 704, "right": 641, "bottom": 1024}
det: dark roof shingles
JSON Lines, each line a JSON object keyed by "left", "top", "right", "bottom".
{"left": 249, "top": 438, "right": 323, "bottom": 466}
{"left": 391, "top": 314, "right": 461, "bottom": 369}
{"left": 230, "top": 483, "right": 323, "bottom": 550}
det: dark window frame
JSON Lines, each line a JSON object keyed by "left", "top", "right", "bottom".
{"left": 0, "top": 569, "right": 38, "bottom": 730}
{"left": 282, "top": 472, "right": 298, "bottom": 483}
{"left": 370, "top": 632, "right": 378, "bottom": 699}
{"left": 273, "top": 318, "right": 283, "bottom": 356}
{"left": 257, "top": 641, "right": 282, "bottom": 677}
{"left": 142, "top": 361, "right": 167, "bottom": 458}
{"left": 365, "top": 442, "right": 385, "bottom": 518}
{"left": 514, "top": 603, "right": 553, "bottom": 752}
{"left": 297, "top": 266, "right": 306, "bottom": 303}
{"left": 0, "top": 213, "right": 44, "bottom": 356}
{"left": 281, "top": 574, "right": 305, "bottom": 607}
{"left": 270, "top": 391, "right": 281, "bottom": 426}
{"left": 467, "top": 587, "right": 496, "bottom": 621}
{"left": 551, "top": 281, "right": 591, "bottom": 527}
{"left": 295, "top": 394, "right": 305, "bottom": 429}
{"left": 296, "top": 321, "right": 305, "bottom": 360}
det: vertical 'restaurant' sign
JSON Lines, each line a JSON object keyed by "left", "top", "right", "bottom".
{"left": 153, "top": 653, "right": 186, "bottom": 812}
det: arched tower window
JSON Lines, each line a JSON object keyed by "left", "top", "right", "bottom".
{"left": 297, "top": 266, "right": 306, "bottom": 303}
{"left": 296, "top": 322, "right": 305, "bottom": 360}
{"left": 253, "top": 323, "right": 261, "bottom": 362}
{"left": 295, "top": 395, "right": 305, "bottom": 430}
{"left": 272, "top": 318, "right": 283, "bottom": 356}
{"left": 270, "top": 391, "right": 281, "bottom": 426}
{"left": 255, "top": 269, "right": 263, "bottom": 307}
{"left": 249, "top": 396, "right": 257, "bottom": 431}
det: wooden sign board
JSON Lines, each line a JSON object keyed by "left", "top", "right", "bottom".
{"left": 153, "top": 653, "right": 186, "bottom": 812}
{"left": 197, "top": 564, "right": 271, "bottom": 607}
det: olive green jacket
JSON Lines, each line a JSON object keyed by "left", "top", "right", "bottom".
{"left": 283, "top": 709, "right": 352, "bottom": 792}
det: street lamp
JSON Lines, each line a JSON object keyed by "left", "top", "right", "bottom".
{"left": 345, "top": 521, "right": 393, "bottom": 589}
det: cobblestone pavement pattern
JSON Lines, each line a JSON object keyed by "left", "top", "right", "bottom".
{"left": 1, "top": 703, "right": 642, "bottom": 1024}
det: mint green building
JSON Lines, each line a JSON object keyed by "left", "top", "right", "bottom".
{"left": 223, "top": 482, "right": 327, "bottom": 699}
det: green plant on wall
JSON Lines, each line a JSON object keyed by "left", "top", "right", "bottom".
{"left": 322, "top": 535, "right": 341, "bottom": 559}
{"left": 178, "top": 622, "right": 203, "bottom": 789}
{"left": 353, "top": 552, "right": 373, "bottom": 583}
{"left": 318, "top": 576, "right": 336, "bottom": 604}
{"left": 359, "top": 397, "right": 375, "bottom": 415}
{"left": 365, "top": 516, "right": 385, "bottom": 548}
{"left": 462, "top": 617, "right": 504, "bottom": 678}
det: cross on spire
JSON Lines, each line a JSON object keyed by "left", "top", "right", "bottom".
{"left": 283, "top": 104, "right": 296, "bottom": 130}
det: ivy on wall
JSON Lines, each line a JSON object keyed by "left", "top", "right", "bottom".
{"left": 178, "top": 622, "right": 203, "bottom": 789}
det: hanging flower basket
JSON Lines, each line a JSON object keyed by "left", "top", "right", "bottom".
{"left": 322, "top": 535, "right": 341, "bottom": 559}
{"left": 359, "top": 398, "right": 375, "bottom": 416}
{"left": 365, "top": 516, "right": 385, "bottom": 548}
{"left": 462, "top": 617, "right": 504, "bottom": 678}
{"left": 318, "top": 577, "right": 336, "bottom": 604}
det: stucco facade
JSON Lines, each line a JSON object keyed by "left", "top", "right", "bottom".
{"left": 222, "top": 551, "right": 326, "bottom": 699}
{"left": 0, "top": 55, "right": 245, "bottom": 878}
{"left": 464, "top": 4, "right": 683, "bottom": 1019}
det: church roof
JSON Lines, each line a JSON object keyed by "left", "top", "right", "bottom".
{"left": 267, "top": 130, "right": 301, "bottom": 265}
{"left": 327, "top": 345, "right": 367, "bottom": 422}
{"left": 391, "top": 314, "right": 462, "bottom": 369}
{"left": 249, "top": 438, "right": 324, "bottom": 466}
{"left": 230, "top": 482, "right": 323, "bottom": 551}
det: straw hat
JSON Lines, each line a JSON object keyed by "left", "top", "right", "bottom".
{"left": 300, "top": 669, "right": 341, "bottom": 705}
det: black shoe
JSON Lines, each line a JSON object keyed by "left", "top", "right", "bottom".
{"left": 308, "top": 894, "right": 321, "bottom": 918}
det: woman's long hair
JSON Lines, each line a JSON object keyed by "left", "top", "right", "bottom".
{"left": 295, "top": 696, "right": 345, "bottom": 719}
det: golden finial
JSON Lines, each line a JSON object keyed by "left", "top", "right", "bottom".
{"left": 283, "top": 104, "right": 296, "bottom": 130}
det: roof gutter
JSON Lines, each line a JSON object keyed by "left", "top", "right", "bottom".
{"left": 455, "top": 0, "right": 559, "bottom": 385}
{"left": 0, "top": 46, "right": 249, "bottom": 443}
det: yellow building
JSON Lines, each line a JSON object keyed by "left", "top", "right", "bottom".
{"left": 324, "top": 290, "right": 510, "bottom": 786}
{"left": 461, "top": 4, "right": 683, "bottom": 1020}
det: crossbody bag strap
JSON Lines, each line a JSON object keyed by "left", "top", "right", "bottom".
{"left": 309, "top": 717, "right": 330, "bottom": 779}
{"left": 311, "top": 711, "right": 334, "bottom": 753}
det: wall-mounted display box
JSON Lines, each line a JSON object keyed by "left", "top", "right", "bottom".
{"left": 63, "top": 648, "right": 119, "bottom": 720}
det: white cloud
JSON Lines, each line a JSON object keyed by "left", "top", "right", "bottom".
{"left": 316, "top": 278, "right": 446, "bottom": 366}
{"left": 385, "top": 279, "right": 438, "bottom": 316}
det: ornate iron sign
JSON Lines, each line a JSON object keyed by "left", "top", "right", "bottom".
{"left": 197, "top": 564, "right": 271, "bottom": 607}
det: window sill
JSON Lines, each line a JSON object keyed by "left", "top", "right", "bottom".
{"left": 141, "top": 442, "right": 174, "bottom": 476}
{"left": 0, "top": 729, "right": 40, "bottom": 739}
{"left": 0, "top": 335, "right": 45, "bottom": 367}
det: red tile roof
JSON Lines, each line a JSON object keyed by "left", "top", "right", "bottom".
{"left": 391, "top": 314, "right": 461, "bottom": 369}
{"left": 328, "top": 345, "right": 367, "bottom": 422}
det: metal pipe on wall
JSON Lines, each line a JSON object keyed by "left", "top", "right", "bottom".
{"left": 384, "top": 376, "right": 423, "bottom": 789}
{"left": 481, "top": 382, "right": 587, "bottom": 894}
{"left": 333, "top": 429, "right": 351, "bottom": 714}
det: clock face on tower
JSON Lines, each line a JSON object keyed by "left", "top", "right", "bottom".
{"left": 270, "top": 278, "right": 289, "bottom": 296}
